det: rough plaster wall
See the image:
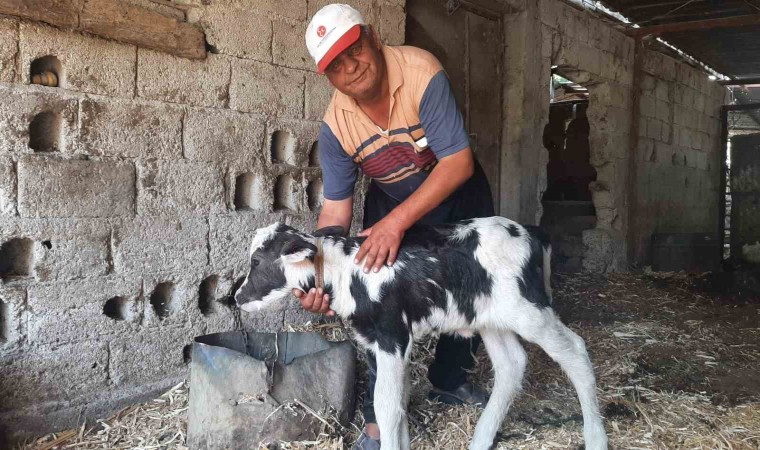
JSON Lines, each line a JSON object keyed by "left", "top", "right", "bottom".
{"left": 631, "top": 49, "right": 728, "bottom": 264}
{"left": 538, "top": 0, "right": 634, "bottom": 272}
{"left": 504, "top": 0, "right": 726, "bottom": 272}
{"left": 0, "top": 0, "right": 406, "bottom": 443}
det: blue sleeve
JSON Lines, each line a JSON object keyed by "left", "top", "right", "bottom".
{"left": 319, "top": 123, "right": 357, "bottom": 201}
{"left": 419, "top": 70, "right": 470, "bottom": 159}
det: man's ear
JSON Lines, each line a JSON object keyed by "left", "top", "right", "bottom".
{"left": 281, "top": 238, "right": 317, "bottom": 264}
{"left": 313, "top": 225, "right": 347, "bottom": 238}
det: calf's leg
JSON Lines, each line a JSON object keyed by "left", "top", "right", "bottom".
{"left": 520, "top": 317, "right": 608, "bottom": 450}
{"left": 469, "top": 330, "right": 527, "bottom": 450}
{"left": 374, "top": 348, "right": 409, "bottom": 450}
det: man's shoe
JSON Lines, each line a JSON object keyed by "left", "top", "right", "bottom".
{"left": 351, "top": 430, "right": 381, "bottom": 450}
{"left": 428, "top": 381, "right": 490, "bottom": 407}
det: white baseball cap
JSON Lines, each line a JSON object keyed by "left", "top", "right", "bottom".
{"left": 305, "top": 4, "right": 366, "bottom": 74}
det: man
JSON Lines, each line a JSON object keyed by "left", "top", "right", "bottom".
{"left": 298, "top": 4, "right": 495, "bottom": 448}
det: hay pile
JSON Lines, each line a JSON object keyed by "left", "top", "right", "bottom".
{"left": 23, "top": 272, "right": 760, "bottom": 449}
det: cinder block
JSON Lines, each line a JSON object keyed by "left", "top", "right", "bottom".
{"left": 309, "top": 0, "right": 374, "bottom": 20}
{"left": 284, "top": 212, "right": 319, "bottom": 234}
{"left": 647, "top": 118, "right": 662, "bottom": 141}
{"left": 109, "top": 326, "right": 197, "bottom": 386}
{"left": 112, "top": 215, "right": 208, "bottom": 274}
{"left": 79, "top": 97, "right": 183, "bottom": 159}
{"left": 26, "top": 277, "right": 143, "bottom": 345}
{"left": 184, "top": 107, "right": 266, "bottom": 166}
{"left": 655, "top": 79, "right": 669, "bottom": 101}
{"left": 136, "top": 160, "right": 225, "bottom": 215}
{"left": 0, "top": 217, "right": 112, "bottom": 281}
{"left": 226, "top": 164, "right": 275, "bottom": 212}
{"left": 138, "top": 50, "right": 230, "bottom": 108}
{"left": 0, "top": 284, "right": 26, "bottom": 355}
{"left": 27, "top": 275, "right": 138, "bottom": 313}
{"left": 273, "top": 19, "right": 311, "bottom": 70}
{"left": 18, "top": 158, "right": 135, "bottom": 218}
{"left": 0, "top": 157, "right": 16, "bottom": 216}
{"left": 656, "top": 100, "right": 670, "bottom": 122}
{"left": 378, "top": 2, "right": 406, "bottom": 46}
{"left": 0, "top": 85, "right": 79, "bottom": 154}
{"left": 19, "top": 23, "right": 136, "bottom": 97}
{"left": 188, "top": 6, "right": 272, "bottom": 61}
{"left": 209, "top": 213, "right": 276, "bottom": 274}
{"left": 0, "top": 19, "right": 17, "bottom": 83}
{"left": 639, "top": 95, "right": 656, "bottom": 118}
{"left": 0, "top": 341, "right": 108, "bottom": 408}
{"left": 229, "top": 59, "right": 305, "bottom": 118}
{"left": 305, "top": 72, "right": 334, "bottom": 121}
{"left": 215, "top": 0, "right": 307, "bottom": 21}
{"left": 266, "top": 119, "right": 321, "bottom": 167}
{"left": 141, "top": 275, "right": 201, "bottom": 327}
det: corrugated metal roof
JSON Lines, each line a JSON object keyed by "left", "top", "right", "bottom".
{"left": 600, "top": 0, "right": 760, "bottom": 80}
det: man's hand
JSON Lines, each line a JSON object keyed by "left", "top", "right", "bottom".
{"left": 293, "top": 288, "right": 335, "bottom": 316}
{"left": 355, "top": 217, "right": 405, "bottom": 273}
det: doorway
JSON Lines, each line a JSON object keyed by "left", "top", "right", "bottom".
{"left": 540, "top": 72, "right": 597, "bottom": 272}
{"left": 721, "top": 103, "right": 760, "bottom": 266}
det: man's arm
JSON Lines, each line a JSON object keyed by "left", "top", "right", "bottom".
{"left": 317, "top": 197, "right": 353, "bottom": 231}
{"left": 354, "top": 149, "right": 473, "bottom": 272}
{"left": 354, "top": 69, "right": 475, "bottom": 273}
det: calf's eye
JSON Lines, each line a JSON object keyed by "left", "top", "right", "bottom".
{"left": 252, "top": 258, "right": 260, "bottom": 267}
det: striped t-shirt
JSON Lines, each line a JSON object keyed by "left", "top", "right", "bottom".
{"left": 320, "top": 45, "right": 469, "bottom": 202}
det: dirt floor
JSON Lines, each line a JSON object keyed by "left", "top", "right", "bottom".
{"left": 24, "top": 271, "right": 760, "bottom": 449}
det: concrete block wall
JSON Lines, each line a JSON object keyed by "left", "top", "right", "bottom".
{"left": 538, "top": 0, "right": 635, "bottom": 272}
{"left": 631, "top": 49, "right": 728, "bottom": 263}
{"left": 0, "top": 1, "right": 405, "bottom": 443}
{"left": 531, "top": 0, "right": 727, "bottom": 271}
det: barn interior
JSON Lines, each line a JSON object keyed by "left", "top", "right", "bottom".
{"left": 0, "top": 0, "right": 758, "bottom": 448}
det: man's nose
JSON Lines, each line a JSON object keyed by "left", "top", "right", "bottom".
{"left": 344, "top": 56, "right": 359, "bottom": 74}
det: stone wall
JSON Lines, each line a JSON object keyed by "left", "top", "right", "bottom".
{"left": 502, "top": 0, "right": 727, "bottom": 272}
{"left": 630, "top": 49, "right": 728, "bottom": 264}
{"left": 0, "top": 0, "right": 405, "bottom": 443}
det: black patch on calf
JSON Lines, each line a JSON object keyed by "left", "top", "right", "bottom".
{"left": 350, "top": 274, "right": 410, "bottom": 356}
{"left": 506, "top": 224, "right": 521, "bottom": 237}
{"left": 297, "top": 274, "right": 334, "bottom": 299}
{"left": 438, "top": 227, "right": 492, "bottom": 321}
{"left": 517, "top": 227, "right": 551, "bottom": 308}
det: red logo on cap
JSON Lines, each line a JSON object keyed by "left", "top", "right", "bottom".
{"left": 317, "top": 25, "right": 326, "bottom": 37}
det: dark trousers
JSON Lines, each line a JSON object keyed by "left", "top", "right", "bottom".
{"left": 361, "top": 161, "right": 495, "bottom": 424}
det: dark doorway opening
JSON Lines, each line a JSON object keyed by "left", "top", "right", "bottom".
{"left": 540, "top": 73, "right": 597, "bottom": 272}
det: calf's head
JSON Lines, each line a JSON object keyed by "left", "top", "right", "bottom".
{"left": 234, "top": 223, "right": 317, "bottom": 312}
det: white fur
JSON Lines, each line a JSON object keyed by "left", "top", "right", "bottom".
{"left": 243, "top": 218, "right": 608, "bottom": 450}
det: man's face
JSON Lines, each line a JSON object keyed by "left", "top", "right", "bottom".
{"left": 324, "top": 27, "right": 386, "bottom": 102}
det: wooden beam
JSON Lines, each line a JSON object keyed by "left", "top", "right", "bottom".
{"left": 719, "top": 77, "right": 760, "bottom": 86}
{"left": 0, "top": 0, "right": 206, "bottom": 60}
{"left": 627, "top": 14, "right": 760, "bottom": 38}
{"left": 0, "top": 0, "right": 81, "bottom": 28}
{"left": 80, "top": 0, "right": 206, "bottom": 60}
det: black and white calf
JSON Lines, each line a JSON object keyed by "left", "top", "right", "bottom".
{"left": 234, "top": 217, "right": 608, "bottom": 450}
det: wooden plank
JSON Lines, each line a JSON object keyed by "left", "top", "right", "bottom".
{"left": 0, "top": 0, "right": 81, "bottom": 28}
{"left": 628, "top": 14, "right": 760, "bottom": 37}
{"left": 0, "top": 0, "right": 205, "bottom": 60}
{"left": 80, "top": 0, "right": 205, "bottom": 60}
{"left": 719, "top": 77, "right": 760, "bottom": 86}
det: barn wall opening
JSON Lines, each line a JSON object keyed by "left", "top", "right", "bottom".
{"left": 540, "top": 73, "right": 597, "bottom": 272}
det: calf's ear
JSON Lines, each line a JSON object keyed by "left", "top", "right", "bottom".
{"left": 281, "top": 237, "right": 317, "bottom": 263}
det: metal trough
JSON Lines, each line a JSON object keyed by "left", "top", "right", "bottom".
{"left": 187, "top": 331, "right": 356, "bottom": 449}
